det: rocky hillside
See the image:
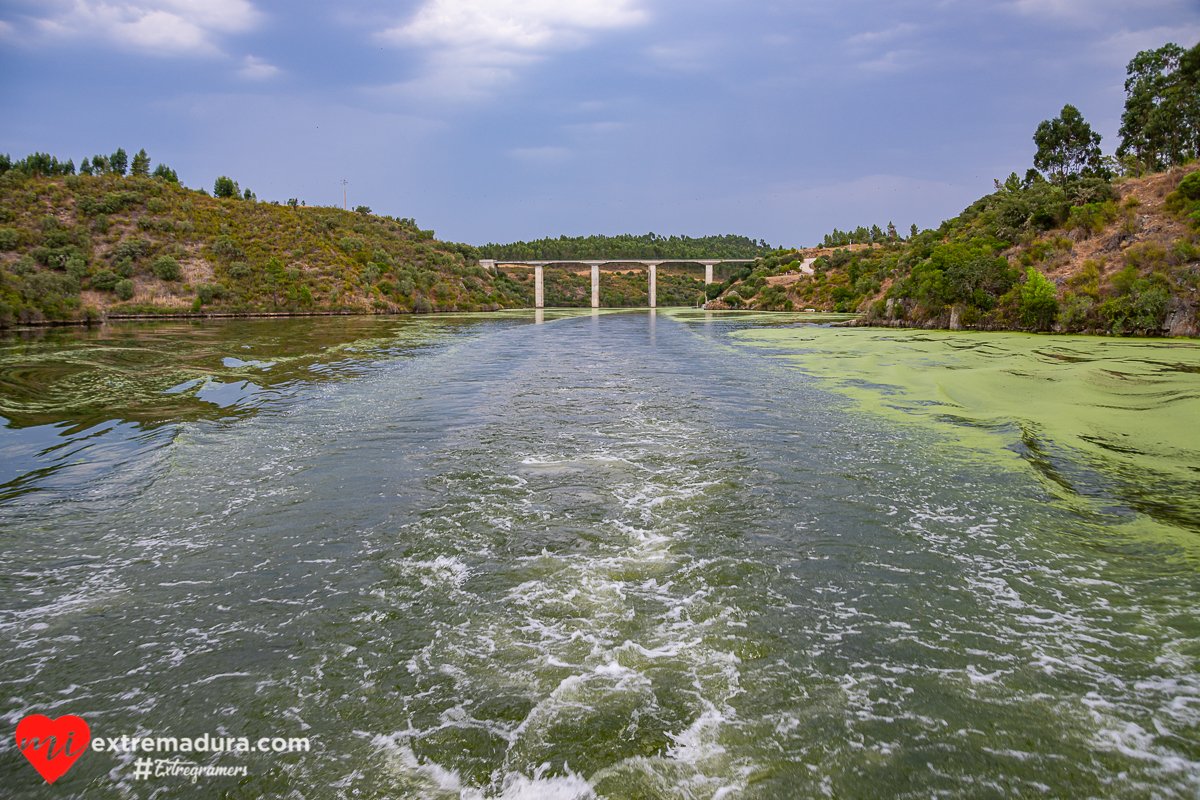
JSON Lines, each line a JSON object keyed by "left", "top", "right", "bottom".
{"left": 704, "top": 165, "right": 1200, "bottom": 337}
{"left": 0, "top": 169, "right": 533, "bottom": 327}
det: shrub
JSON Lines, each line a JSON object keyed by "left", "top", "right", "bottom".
{"left": 1124, "top": 242, "right": 1168, "bottom": 270}
{"left": 114, "top": 279, "right": 134, "bottom": 300}
{"left": 1020, "top": 267, "right": 1058, "bottom": 329}
{"left": 1066, "top": 201, "right": 1119, "bottom": 235}
{"left": 0, "top": 227, "right": 18, "bottom": 250}
{"left": 1067, "top": 260, "right": 1103, "bottom": 297}
{"left": 28, "top": 271, "right": 80, "bottom": 298}
{"left": 94, "top": 214, "right": 110, "bottom": 233}
{"left": 212, "top": 236, "right": 243, "bottom": 259}
{"left": 228, "top": 262, "right": 252, "bottom": 278}
{"left": 1057, "top": 293, "right": 1094, "bottom": 329}
{"left": 1173, "top": 238, "right": 1199, "bottom": 263}
{"left": 1173, "top": 172, "right": 1200, "bottom": 203}
{"left": 151, "top": 255, "right": 181, "bottom": 281}
{"left": 91, "top": 269, "right": 119, "bottom": 291}
{"left": 413, "top": 297, "right": 433, "bottom": 313}
{"left": 147, "top": 197, "right": 166, "bottom": 213}
{"left": 65, "top": 256, "right": 88, "bottom": 280}
{"left": 112, "top": 238, "right": 150, "bottom": 262}
{"left": 116, "top": 257, "right": 135, "bottom": 278}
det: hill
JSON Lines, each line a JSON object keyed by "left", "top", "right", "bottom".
{"left": 477, "top": 232, "right": 772, "bottom": 261}
{"left": 703, "top": 165, "right": 1200, "bottom": 337}
{"left": 0, "top": 163, "right": 535, "bottom": 327}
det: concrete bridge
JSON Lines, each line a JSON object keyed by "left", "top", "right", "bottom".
{"left": 478, "top": 259, "right": 755, "bottom": 308}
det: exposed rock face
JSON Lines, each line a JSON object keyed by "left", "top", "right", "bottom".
{"left": 1163, "top": 298, "right": 1199, "bottom": 337}
{"left": 949, "top": 305, "right": 964, "bottom": 330}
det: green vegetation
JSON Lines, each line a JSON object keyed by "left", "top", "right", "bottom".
{"left": 1117, "top": 42, "right": 1200, "bottom": 176}
{"left": 0, "top": 149, "right": 533, "bottom": 326}
{"left": 1033, "top": 104, "right": 1108, "bottom": 188}
{"left": 478, "top": 232, "right": 771, "bottom": 261}
{"left": 707, "top": 41, "right": 1200, "bottom": 337}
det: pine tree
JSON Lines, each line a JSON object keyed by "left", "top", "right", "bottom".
{"left": 130, "top": 149, "right": 150, "bottom": 177}
{"left": 110, "top": 148, "right": 128, "bottom": 176}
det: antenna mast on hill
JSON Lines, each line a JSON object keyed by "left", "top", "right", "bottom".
{"left": 341, "top": 179, "right": 348, "bottom": 210}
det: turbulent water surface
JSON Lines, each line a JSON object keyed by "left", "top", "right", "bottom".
{"left": 1, "top": 310, "right": 1198, "bottom": 799}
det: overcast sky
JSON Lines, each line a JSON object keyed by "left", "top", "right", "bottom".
{"left": 1, "top": 1, "right": 1198, "bottom": 247}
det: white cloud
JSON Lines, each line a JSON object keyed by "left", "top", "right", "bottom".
{"left": 378, "top": 0, "right": 648, "bottom": 99}
{"left": 22, "top": 0, "right": 260, "bottom": 56}
{"left": 238, "top": 54, "right": 279, "bottom": 79}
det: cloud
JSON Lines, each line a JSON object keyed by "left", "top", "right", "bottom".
{"left": 18, "top": 0, "right": 260, "bottom": 56}
{"left": 238, "top": 55, "right": 279, "bottom": 79}
{"left": 378, "top": 0, "right": 648, "bottom": 99}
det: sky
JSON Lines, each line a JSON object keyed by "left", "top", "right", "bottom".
{"left": 1, "top": 1, "right": 1198, "bottom": 248}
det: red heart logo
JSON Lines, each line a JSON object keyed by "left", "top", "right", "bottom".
{"left": 16, "top": 714, "right": 90, "bottom": 784}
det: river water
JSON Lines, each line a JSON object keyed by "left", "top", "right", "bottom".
{"left": 1, "top": 310, "right": 1198, "bottom": 799}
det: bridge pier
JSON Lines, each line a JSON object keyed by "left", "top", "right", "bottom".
{"left": 535, "top": 265, "right": 544, "bottom": 309}
{"left": 705, "top": 264, "right": 714, "bottom": 284}
{"left": 591, "top": 264, "right": 599, "bottom": 308}
{"left": 648, "top": 263, "right": 657, "bottom": 308}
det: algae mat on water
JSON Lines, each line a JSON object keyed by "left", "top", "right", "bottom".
{"left": 732, "top": 326, "right": 1200, "bottom": 540}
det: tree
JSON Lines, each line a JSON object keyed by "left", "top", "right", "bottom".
{"left": 1032, "top": 104, "right": 1103, "bottom": 188}
{"left": 130, "top": 149, "right": 150, "bottom": 177}
{"left": 1117, "top": 42, "right": 1200, "bottom": 174}
{"left": 110, "top": 148, "right": 128, "bottom": 176}
{"left": 152, "top": 163, "right": 178, "bottom": 183}
{"left": 266, "top": 257, "right": 285, "bottom": 308}
{"left": 1020, "top": 267, "right": 1058, "bottom": 329}
{"left": 213, "top": 176, "right": 239, "bottom": 198}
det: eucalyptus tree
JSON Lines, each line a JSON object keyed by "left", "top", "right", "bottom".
{"left": 1033, "top": 105, "right": 1104, "bottom": 188}
{"left": 1117, "top": 42, "right": 1200, "bottom": 175}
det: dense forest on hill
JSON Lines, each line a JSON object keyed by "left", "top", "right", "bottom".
{"left": 0, "top": 152, "right": 540, "bottom": 326}
{"left": 706, "top": 41, "right": 1200, "bottom": 337}
{"left": 477, "top": 233, "right": 771, "bottom": 261}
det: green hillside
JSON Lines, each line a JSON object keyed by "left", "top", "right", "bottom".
{"left": 707, "top": 41, "right": 1200, "bottom": 337}
{"left": 0, "top": 159, "right": 534, "bottom": 327}
{"left": 478, "top": 232, "right": 771, "bottom": 261}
